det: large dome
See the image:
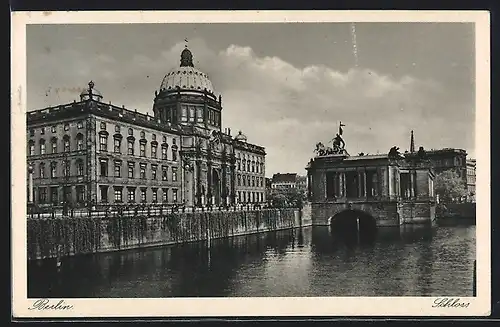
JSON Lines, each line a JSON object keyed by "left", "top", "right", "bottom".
{"left": 159, "top": 47, "right": 215, "bottom": 94}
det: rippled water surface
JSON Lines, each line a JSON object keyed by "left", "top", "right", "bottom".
{"left": 28, "top": 224, "right": 476, "bottom": 297}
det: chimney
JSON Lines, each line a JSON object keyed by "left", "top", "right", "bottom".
{"left": 228, "top": 128, "right": 231, "bottom": 136}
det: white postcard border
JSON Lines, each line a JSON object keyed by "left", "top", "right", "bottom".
{"left": 11, "top": 10, "right": 491, "bottom": 318}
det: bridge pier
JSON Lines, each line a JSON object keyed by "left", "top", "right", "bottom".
{"left": 310, "top": 200, "right": 435, "bottom": 227}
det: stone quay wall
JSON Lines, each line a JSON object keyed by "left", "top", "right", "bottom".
{"left": 27, "top": 208, "right": 299, "bottom": 260}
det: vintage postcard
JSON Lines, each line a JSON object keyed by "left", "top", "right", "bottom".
{"left": 11, "top": 10, "right": 490, "bottom": 318}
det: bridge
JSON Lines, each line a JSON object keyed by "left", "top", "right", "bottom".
{"left": 305, "top": 153, "right": 436, "bottom": 228}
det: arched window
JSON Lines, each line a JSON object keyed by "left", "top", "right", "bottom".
{"left": 76, "top": 159, "right": 84, "bottom": 176}
{"left": 50, "top": 137, "right": 57, "bottom": 154}
{"left": 151, "top": 142, "right": 158, "bottom": 158}
{"left": 39, "top": 139, "right": 46, "bottom": 155}
{"left": 127, "top": 136, "right": 135, "bottom": 155}
{"left": 39, "top": 163, "right": 45, "bottom": 178}
{"left": 140, "top": 142, "right": 146, "bottom": 157}
{"left": 171, "top": 146, "right": 177, "bottom": 161}
{"left": 63, "top": 159, "right": 70, "bottom": 177}
{"left": 28, "top": 140, "right": 35, "bottom": 156}
{"left": 50, "top": 161, "right": 57, "bottom": 178}
{"left": 237, "top": 174, "right": 241, "bottom": 186}
{"left": 162, "top": 144, "right": 168, "bottom": 160}
{"left": 63, "top": 135, "right": 70, "bottom": 152}
{"left": 113, "top": 134, "right": 122, "bottom": 153}
{"left": 76, "top": 133, "right": 84, "bottom": 151}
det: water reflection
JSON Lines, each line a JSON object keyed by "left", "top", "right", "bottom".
{"left": 28, "top": 223, "right": 475, "bottom": 298}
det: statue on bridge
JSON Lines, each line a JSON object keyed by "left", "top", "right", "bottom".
{"left": 331, "top": 133, "right": 345, "bottom": 153}
{"left": 388, "top": 146, "right": 403, "bottom": 159}
{"left": 314, "top": 121, "right": 349, "bottom": 156}
{"left": 314, "top": 142, "right": 328, "bottom": 156}
{"left": 417, "top": 146, "right": 428, "bottom": 160}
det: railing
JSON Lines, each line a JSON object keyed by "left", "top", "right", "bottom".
{"left": 26, "top": 202, "right": 290, "bottom": 219}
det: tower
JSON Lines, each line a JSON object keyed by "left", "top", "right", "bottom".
{"left": 410, "top": 130, "right": 415, "bottom": 153}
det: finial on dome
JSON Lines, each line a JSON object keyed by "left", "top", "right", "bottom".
{"left": 180, "top": 45, "right": 194, "bottom": 67}
{"left": 88, "top": 80, "right": 94, "bottom": 90}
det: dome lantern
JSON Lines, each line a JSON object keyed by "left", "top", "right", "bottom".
{"left": 80, "top": 80, "right": 103, "bottom": 101}
{"left": 234, "top": 130, "right": 247, "bottom": 142}
{"left": 180, "top": 46, "right": 194, "bottom": 67}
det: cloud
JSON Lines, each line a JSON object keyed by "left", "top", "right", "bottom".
{"left": 28, "top": 37, "right": 474, "bottom": 176}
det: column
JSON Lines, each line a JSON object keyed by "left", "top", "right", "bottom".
{"left": 323, "top": 172, "right": 328, "bottom": 199}
{"left": 363, "top": 172, "right": 367, "bottom": 197}
{"left": 358, "top": 171, "right": 363, "bottom": 198}
{"left": 195, "top": 159, "right": 201, "bottom": 206}
{"left": 221, "top": 163, "right": 227, "bottom": 206}
{"left": 410, "top": 171, "right": 415, "bottom": 198}
{"left": 307, "top": 171, "right": 312, "bottom": 199}
{"left": 230, "top": 161, "right": 236, "bottom": 205}
{"left": 180, "top": 161, "right": 186, "bottom": 204}
{"left": 207, "top": 161, "right": 212, "bottom": 206}
{"left": 388, "top": 167, "right": 392, "bottom": 198}
{"left": 340, "top": 172, "right": 346, "bottom": 197}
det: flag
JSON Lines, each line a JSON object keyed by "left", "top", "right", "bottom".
{"left": 339, "top": 122, "right": 346, "bottom": 135}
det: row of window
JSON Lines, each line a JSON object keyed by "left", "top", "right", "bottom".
{"left": 100, "top": 122, "right": 178, "bottom": 145}
{"left": 28, "top": 134, "right": 85, "bottom": 156}
{"left": 99, "top": 134, "right": 178, "bottom": 160}
{"left": 98, "top": 159, "right": 179, "bottom": 181}
{"left": 237, "top": 174, "right": 265, "bottom": 188}
{"left": 178, "top": 106, "right": 221, "bottom": 127}
{"left": 35, "top": 185, "right": 179, "bottom": 204}
{"left": 29, "top": 121, "right": 84, "bottom": 137}
{"left": 36, "top": 185, "right": 86, "bottom": 204}
{"left": 101, "top": 186, "right": 178, "bottom": 204}
{"left": 33, "top": 160, "right": 85, "bottom": 179}
{"left": 237, "top": 158, "right": 264, "bottom": 174}
{"left": 237, "top": 191, "right": 265, "bottom": 203}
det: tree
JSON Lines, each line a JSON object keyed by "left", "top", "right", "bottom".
{"left": 266, "top": 187, "right": 306, "bottom": 208}
{"left": 284, "top": 187, "right": 306, "bottom": 209}
{"left": 434, "top": 170, "right": 467, "bottom": 203}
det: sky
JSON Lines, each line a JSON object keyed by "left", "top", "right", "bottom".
{"left": 27, "top": 23, "right": 475, "bottom": 177}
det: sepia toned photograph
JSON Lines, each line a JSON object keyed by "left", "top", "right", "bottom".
{"left": 11, "top": 11, "right": 490, "bottom": 318}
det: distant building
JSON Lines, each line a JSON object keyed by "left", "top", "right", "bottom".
{"left": 265, "top": 177, "right": 272, "bottom": 190}
{"left": 404, "top": 131, "right": 475, "bottom": 202}
{"left": 466, "top": 159, "right": 476, "bottom": 202}
{"left": 296, "top": 175, "right": 308, "bottom": 195}
{"left": 271, "top": 173, "right": 297, "bottom": 190}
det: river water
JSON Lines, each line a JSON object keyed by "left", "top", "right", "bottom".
{"left": 28, "top": 223, "right": 476, "bottom": 297}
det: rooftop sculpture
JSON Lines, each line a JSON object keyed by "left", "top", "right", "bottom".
{"left": 314, "top": 121, "right": 349, "bottom": 156}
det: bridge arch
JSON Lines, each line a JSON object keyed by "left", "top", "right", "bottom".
{"left": 329, "top": 209, "right": 377, "bottom": 244}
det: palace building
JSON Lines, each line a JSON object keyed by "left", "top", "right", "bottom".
{"left": 26, "top": 47, "right": 267, "bottom": 208}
